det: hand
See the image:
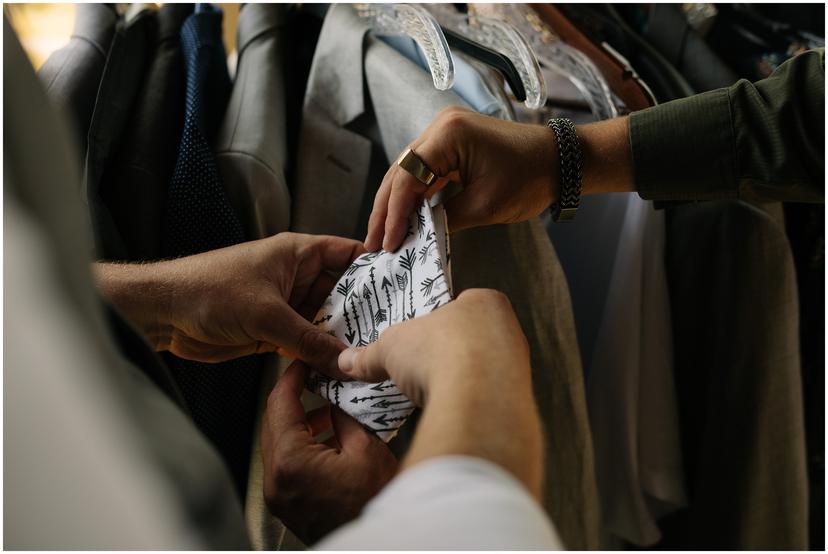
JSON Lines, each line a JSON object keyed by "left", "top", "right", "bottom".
{"left": 95, "top": 233, "right": 365, "bottom": 378}
{"left": 337, "top": 289, "right": 543, "bottom": 497}
{"left": 338, "top": 288, "right": 531, "bottom": 404}
{"left": 262, "top": 361, "right": 398, "bottom": 544}
{"left": 364, "top": 106, "right": 559, "bottom": 252}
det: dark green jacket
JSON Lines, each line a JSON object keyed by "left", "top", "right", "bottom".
{"left": 630, "top": 48, "right": 824, "bottom": 203}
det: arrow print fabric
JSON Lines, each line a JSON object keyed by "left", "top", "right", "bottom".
{"left": 306, "top": 200, "right": 453, "bottom": 441}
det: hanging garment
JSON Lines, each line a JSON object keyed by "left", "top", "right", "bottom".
{"left": 286, "top": 4, "right": 601, "bottom": 549}
{"left": 531, "top": 67, "right": 684, "bottom": 546}
{"left": 84, "top": 7, "right": 156, "bottom": 260}
{"left": 655, "top": 200, "right": 807, "bottom": 549}
{"left": 306, "top": 200, "right": 452, "bottom": 441}
{"left": 583, "top": 199, "right": 685, "bottom": 547}
{"left": 625, "top": 39, "right": 818, "bottom": 550}
{"left": 100, "top": 3, "right": 193, "bottom": 261}
{"left": 616, "top": 4, "right": 740, "bottom": 93}
{"left": 530, "top": 4, "right": 655, "bottom": 113}
{"left": 37, "top": 4, "right": 118, "bottom": 155}
{"left": 215, "top": 3, "right": 291, "bottom": 240}
{"left": 37, "top": 5, "right": 186, "bottom": 403}
{"left": 5, "top": 19, "right": 248, "bottom": 548}
{"left": 553, "top": 4, "right": 695, "bottom": 104}
{"left": 162, "top": 3, "right": 261, "bottom": 500}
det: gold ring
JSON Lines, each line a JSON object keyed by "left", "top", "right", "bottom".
{"left": 396, "top": 147, "right": 436, "bottom": 186}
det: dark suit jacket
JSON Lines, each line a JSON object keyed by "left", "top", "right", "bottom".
{"left": 37, "top": 4, "right": 117, "bottom": 155}
{"left": 101, "top": 4, "right": 193, "bottom": 261}
{"left": 84, "top": 9, "right": 156, "bottom": 260}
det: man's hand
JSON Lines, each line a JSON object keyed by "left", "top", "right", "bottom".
{"left": 262, "top": 361, "right": 398, "bottom": 544}
{"left": 338, "top": 289, "right": 544, "bottom": 498}
{"left": 338, "top": 288, "right": 531, "bottom": 406}
{"left": 95, "top": 233, "right": 365, "bottom": 377}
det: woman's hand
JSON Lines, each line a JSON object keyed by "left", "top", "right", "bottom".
{"left": 95, "top": 233, "right": 365, "bottom": 378}
{"left": 365, "top": 107, "right": 560, "bottom": 252}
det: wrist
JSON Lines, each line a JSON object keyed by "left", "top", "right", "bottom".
{"left": 523, "top": 122, "right": 560, "bottom": 208}
{"left": 411, "top": 359, "right": 543, "bottom": 496}
{"left": 93, "top": 262, "right": 176, "bottom": 351}
{"left": 539, "top": 122, "right": 561, "bottom": 206}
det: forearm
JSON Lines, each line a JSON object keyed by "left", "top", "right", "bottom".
{"left": 577, "top": 115, "right": 635, "bottom": 197}
{"left": 93, "top": 262, "right": 176, "bottom": 350}
{"left": 562, "top": 49, "right": 824, "bottom": 204}
{"left": 402, "top": 364, "right": 545, "bottom": 498}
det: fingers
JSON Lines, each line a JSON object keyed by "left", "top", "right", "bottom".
{"left": 330, "top": 406, "right": 375, "bottom": 453}
{"left": 294, "top": 272, "right": 338, "bottom": 321}
{"left": 338, "top": 342, "right": 390, "bottom": 383}
{"left": 364, "top": 178, "right": 393, "bottom": 252}
{"left": 307, "top": 235, "right": 366, "bottom": 271}
{"left": 264, "top": 303, "right": 350, "bottom": 380}
{"left": 169, "top": 333, "right": 264, "bottom": 363}
{"left": 443, "top": 190, "right": 479, "bottom": 234}
{"left": 266, "top": 361, "right": 312, "bottom": 441}
{"left": 370, "top": 110, "right": 470, "bottom": 252}
{"left": 383, "top": 165, "right": 431, "bottom": 252}
{"left": 306, "top": 404, "right": 332, "bottom": 437}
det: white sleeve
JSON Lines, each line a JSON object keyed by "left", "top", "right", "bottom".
{"left": 316, "top": 456, "right": 564, "bottom": 550}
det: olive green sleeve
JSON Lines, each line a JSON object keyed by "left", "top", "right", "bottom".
{"left": 629, "top": 48, "right": 824, "bottom": 203}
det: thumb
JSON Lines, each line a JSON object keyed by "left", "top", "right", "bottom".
{"left": 338, "top": 344, "right": 390, "bottom": 383}
{"left": 262, "top": 301, "right": 350, "bottom": 380}
{"left": 443, "top": 189, "right": 483, "bottom": 233}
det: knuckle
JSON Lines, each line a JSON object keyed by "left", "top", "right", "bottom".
{"left": 458, "top": 288, "right": 513, "bottom": 314}
{"left": 438, "top": 105, "right": 467, "bottom": 121}
{"left": 439, "top": 109, "right": 468, "bottom": 135}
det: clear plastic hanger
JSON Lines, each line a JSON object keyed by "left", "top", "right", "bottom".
{"left": 426, "top": 4, "right": 547, "bottom": 110}
{"left": 354, "top": 3, "right": 455, "bottom": 90}
{"left": 477, "top": 3, "right": 618, "bottom": 120}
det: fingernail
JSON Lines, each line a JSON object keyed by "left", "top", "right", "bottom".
{"left": 338, "top": 348, "right": 360, "bottom": 372}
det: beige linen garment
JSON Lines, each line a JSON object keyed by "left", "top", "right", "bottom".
{"left": 244, "top": 4, "right": 600, "bottom": 549}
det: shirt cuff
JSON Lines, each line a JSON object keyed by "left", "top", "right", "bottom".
{"left": 630, "top": 88, "right": 738, "bottom": 202}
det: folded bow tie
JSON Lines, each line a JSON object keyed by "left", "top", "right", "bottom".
{"left": 306, "top": 200, "right": 453, "bottom": 441}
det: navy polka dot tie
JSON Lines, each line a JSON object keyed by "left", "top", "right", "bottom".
{"left": 163, "top": 4, "right": 260, "bottom": 499}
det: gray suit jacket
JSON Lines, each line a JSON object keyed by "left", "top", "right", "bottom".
{"left": 216, "top": 3, "right": 291, "bottom": 240}
{"left": 5, "top": 18, "right": 248, "bottom": 549}
{"left": 288, "top": 5, "right": 601, "bottom": 549}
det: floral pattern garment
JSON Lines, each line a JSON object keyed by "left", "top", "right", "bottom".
{"left": 306, "top": 200, "right": 453, "bottom": 441}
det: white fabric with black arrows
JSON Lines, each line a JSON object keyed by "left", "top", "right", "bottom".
{"left": 306, "top": 200, "right": 453, "bottom": 441}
